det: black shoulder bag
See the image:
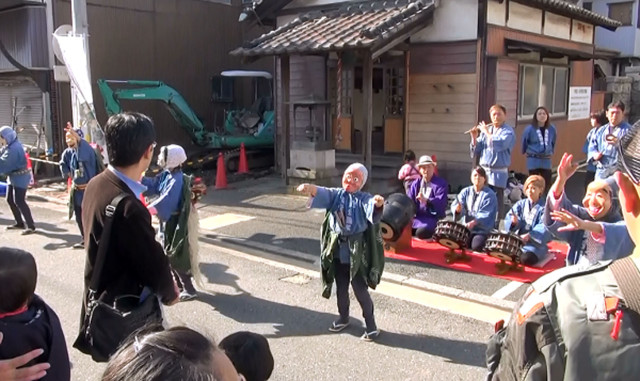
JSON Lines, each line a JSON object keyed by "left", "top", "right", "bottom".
{"left": 73, "top": 194, "right": 163, "bottom": 362}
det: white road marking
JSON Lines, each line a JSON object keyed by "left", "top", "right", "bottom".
{"left": 203, "top": 242, "right": 511, "bottom": 324}
{"left": 199, "top": 213, "right": 255, "bottom": 230}
{"left": 491, "top": 281, "right": 524, "bottom": 299}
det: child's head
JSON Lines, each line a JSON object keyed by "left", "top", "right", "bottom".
{"left": 0, "top": 247, "right": 37, "bottom": 314}
{"left": 403, "top": 150, "right": 416, "bottom": 163}
{"left": 523, "top": 175, "right": 545, "bottom": 203}
{"left": 342, "top": 163, "right": 368, "bottom": 193}
{"left": 219, "top": 331, "right": 274, "bottom": 381}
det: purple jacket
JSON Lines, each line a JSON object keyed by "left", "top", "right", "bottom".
{"left": 407, "top": 175, "right": 448, "bottom": 229}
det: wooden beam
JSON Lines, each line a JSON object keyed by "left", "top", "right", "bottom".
{"left": 362, "top": 52, "right": 373, "bottom": 188}
{"left": 280, "top": 55, "right": 291, "bottom": 184}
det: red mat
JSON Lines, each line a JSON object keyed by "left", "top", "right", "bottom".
{"left": 385, "top": 238, "right": 568, "bottom": 283}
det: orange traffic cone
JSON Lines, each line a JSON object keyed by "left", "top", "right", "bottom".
{"left": 215, "top": 152, "right": 228, "bottom": 189}
{"left": 25, "top": 153, "right": 34, "bottom": 186}
{"left": 432, "top": 154, "right": 439, "bottom": 176}
{"left": 238, "top": 142, "right": 249, "bottom": 174}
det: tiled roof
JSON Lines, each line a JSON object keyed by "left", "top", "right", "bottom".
{"left": 517, "top": 0, "right": 621, "bottom": 30}
{"left": 231, "top": 0, "right": 436, "bottom": 56}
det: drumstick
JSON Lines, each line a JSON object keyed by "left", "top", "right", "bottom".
{"left": 464, "top": 123, "right": 495, "bottom": 134}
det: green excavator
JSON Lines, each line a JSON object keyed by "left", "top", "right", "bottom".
{"left": 97, "top": 75, "right": 275, "bottom": 169}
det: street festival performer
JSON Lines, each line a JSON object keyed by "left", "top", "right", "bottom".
{"left": 142, "top": 144, "right": 205, "bottom": 301}
{"left": 406, "top": 155, "right": 448, "bottom": 240}
{"left": 588, "top": 101, "right": 631, "bottom": 180}
{"left": 297, "top": 163, "right": 385, "bottom": 342}
{"left": 503, "top": 175, "right": 551, "bottom": 267}
{"left": 486, "top": 122, "right": 640, "bottom": 380}
{"left": 60, "top": 122, "right": 102, "bottom": 249}
{"left": 543, "top": 152, "right": 634, "bottom": 267}
{"left": 469, "top": 104, "right": 515, "bottom": 223}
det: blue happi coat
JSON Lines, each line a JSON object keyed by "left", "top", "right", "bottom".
{"left": 0, "top": 126, "right": 30, "bottom": 189}
{"left": 504, "top": 198, "right": 551, "bottom": 261}
{"left": 310, "top": 187, "right": 382, "bottom": 264}
{"left": 451, "top": 185, "right": 497, "bottom": 234}
{"left": 59, "top": 139, "right": 99, "bottom": 204}
{"left": 587, "top": 121, "right": 631, "bottom": 179}
{"left": 582, "top": 127, "right": 598, "bottom": 173}
{"left": 141, "top": 169, "right": 185, "bottom": 222}
{"left": 522, "top": 124, "right": 557, "bottom": 171}
{"left": 471, "top": 124, "right": 516, "bottom": 188}
{"left": 543, "top": 192, "right": 634, "bottom": 266}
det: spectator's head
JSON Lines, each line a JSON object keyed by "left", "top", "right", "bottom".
{"left": 607, "top": 101, "right": 625, "bottom": 126}
{"left": 532, "top": 107, "right": 550, "bottom": 128}
{"left": 471, "top": 166, "right": 487, "bottom": 190}
{"left": 0, "top": 247, "right": 37, "bottom": 314}
{"left": 616, "top": 120, "right": 640, "bottom": 256}
{"left": 590, "top": 110, "right": 608, "bottom": 128}
{"left": 0, "top": 126, "right": 17, "bottom": 146}
{"left": 523, "top": 175, "right": 545, "bottom": 203}
{"left": 403, "top": 150, "right": 416, "bottom": 163}
{"left": 157, "top": 144, "right": 187, "bottom": 170}
{"left": 489, "top": 104, "right": 507, "bottom": 126}
{"left": 104, "top": 112, "right": 156, "bottom": 169}
{"left": 219, "top": 331, "right": 274, "bottom": 381}
{"left": 342, "top": 162, "right": 367, "bottom": 193}
{"left": 102, "top": 327, "right": 241, "bottom": 381}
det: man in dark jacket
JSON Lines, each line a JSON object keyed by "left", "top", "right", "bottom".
{"left": 74, "top": 112, "right": 178, "bottom": 357}
{"left": 486, "top": 121, "right": 640, "bottom": 380}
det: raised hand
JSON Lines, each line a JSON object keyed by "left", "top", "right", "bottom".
{"left": 551, "top": 208, "right": 584, "bottom": 232}
{"left": 373, "top": 195, "right": 384, "bottom": 208}
{"left": 557, "top": 153, "right": 579, "bottom": 182}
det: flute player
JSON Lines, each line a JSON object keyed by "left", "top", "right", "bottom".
{"left": 469, "top": 104, "right": 515, "bottom": 225}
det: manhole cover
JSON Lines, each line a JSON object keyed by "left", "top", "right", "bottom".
{"left": 279, "top": 273, "right": 312, "bottom": 285}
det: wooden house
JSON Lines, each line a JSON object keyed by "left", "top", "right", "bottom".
{"left": 233, "top": 0, "right": 620, "bottom": 190}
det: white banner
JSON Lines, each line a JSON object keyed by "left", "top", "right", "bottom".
{"left": 52, "top": 33, "right": 108, "bottom": 162}
{"left": 567, "top": 86, "right": 591, "bottom": 121}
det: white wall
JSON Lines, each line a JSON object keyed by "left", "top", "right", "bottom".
{"left": 507, "top": 2, "right": 542, "bottom": 34}
{"left": 411, "top": 0, "right": 478, "bottom": 42}
{"left": 592, "top": 0, "right": 638, "bottom": 56}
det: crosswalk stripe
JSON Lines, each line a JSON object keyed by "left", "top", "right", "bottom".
{"left": 199, "top": 213, "right": 255, "bottom": 230}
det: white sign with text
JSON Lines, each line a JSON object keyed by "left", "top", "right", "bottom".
{"left": 568, "top": 86, "right": 591, "bottom": 121}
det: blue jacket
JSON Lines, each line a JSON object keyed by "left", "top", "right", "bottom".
{"left": 587, "top": 121, "right": 631, "bottom": 179}
{"left": 522, "top": 124, "right": 556, "bottom": 170}
{"left": 0, "top": 126, "right": 30, "bottom": 189}
{"left": 451, "top": 185, "right": 497, "bottom": 234}
{"left": 471, "top": 124, "right": 515, "bottom": 188}
{"left": 543, "top": 192, "right": 633, "bottom": 266}
{"left": 505, "top": 198, "right": 551, "bottom": 260}
{"left": 141, "top": 169, "right": 184, "bottom": 222}
{"left": 59, "top": 139, "right": 99, "bottom": 204}
{"left": 582, "top": 127, "right": 598, "bottom": 173}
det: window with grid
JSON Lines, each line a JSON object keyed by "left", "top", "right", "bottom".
{"left": 518, "top": 64, "right": 569, "bottom": 118}
{"left": 609, "top": 2, "right": 633, "bottom": 26}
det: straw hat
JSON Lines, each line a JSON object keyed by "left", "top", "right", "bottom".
{"left": 416, "top": 155, "right": 437, "bottom": 167}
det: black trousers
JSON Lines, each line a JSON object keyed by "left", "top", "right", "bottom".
{"left": 528, "top": 168, "right": 553, "bottom": 194}
{"left": 74, "top": 195, "right": 83, "bottom": 238}
{"left": 469, "top": 233, "right": 488, "bottom": 251}
{"left": 6, "top": 185, "right": 35, "bottom": 229}
{"left": 584, "top": 170, "right": 596, "bottom": 190}
{"left": 489, "top": 185, "right": 505, "bottom": 224}
{"left": 412, "top": 227, "right": 435, "bottom": 239}
{"left": 334, "top": 259, "right": 376, "bottom": 332}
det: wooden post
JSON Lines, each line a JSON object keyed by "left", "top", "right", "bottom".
{"left": 280, "top": 55, "right": 291, "bottom": 184}
{"left": 362, "top": 53, "right": 373, "bottom": 188}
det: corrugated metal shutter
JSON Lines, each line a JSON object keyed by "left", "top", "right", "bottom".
{"left": 0, "top": 76, "right": 46, "bottom": 152}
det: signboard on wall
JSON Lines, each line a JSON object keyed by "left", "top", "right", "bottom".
{"left": 567, "top": 86, "right": 591, "bottom": 121}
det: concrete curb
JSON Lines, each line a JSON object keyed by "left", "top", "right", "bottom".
{"left": 202, "top": 234, "right": 516, "bottom": 313}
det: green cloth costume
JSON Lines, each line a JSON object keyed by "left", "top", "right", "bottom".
{"left": 320, "top": 211, "right": 385, "bottom": 299}
{"left": 164, "top": 174, "right": 193, "bottom": 272}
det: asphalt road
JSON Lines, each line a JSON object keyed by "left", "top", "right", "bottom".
{"left": 2, "top": 196, "right": 496, "bottom": 380}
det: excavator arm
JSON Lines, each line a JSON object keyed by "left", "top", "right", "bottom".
{"left": 97, "top": 79, "right": 213, "bottom": 146}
